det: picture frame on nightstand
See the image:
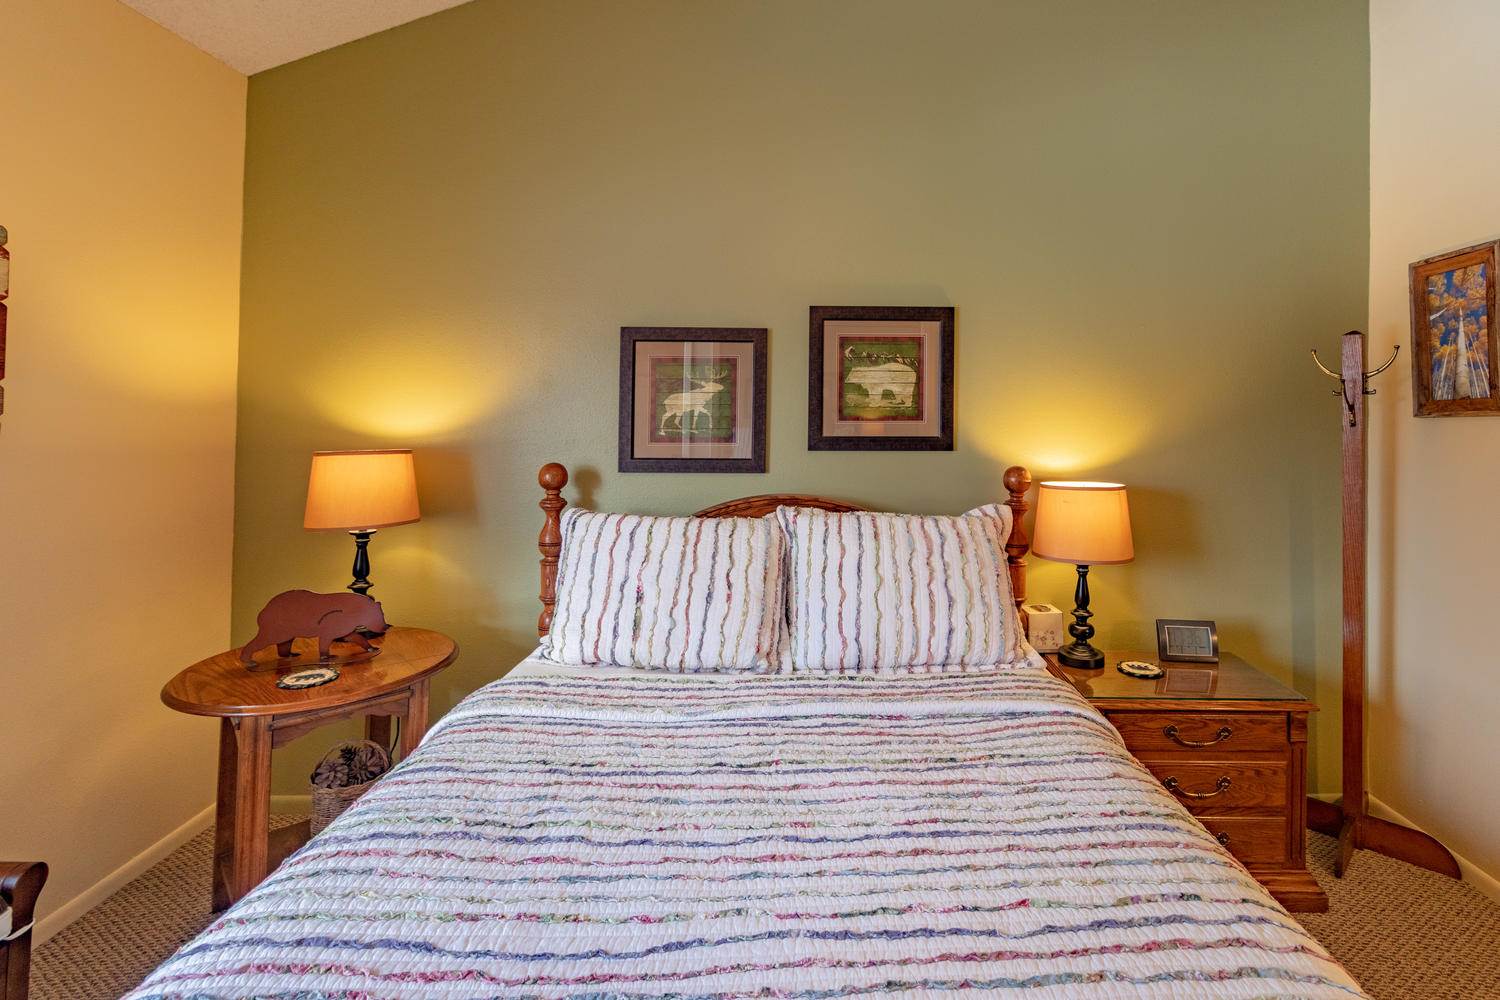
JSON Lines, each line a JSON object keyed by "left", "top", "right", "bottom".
{"left": 1155, "top": 619, "right": 1219, "bottom": 663}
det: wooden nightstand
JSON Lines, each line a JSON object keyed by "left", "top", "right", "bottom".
{"left": 162, "top": 626, "right": 457, "bottom": 909}
{"left": 1046, "top": 650, "right": 1327, "bottom": 913}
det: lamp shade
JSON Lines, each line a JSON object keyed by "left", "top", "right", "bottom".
{"left": 304, "top": 449, "right": 421, "bottom": 531}
{"left": 1031, "top": 481, "right": 1134, "bottom": 566}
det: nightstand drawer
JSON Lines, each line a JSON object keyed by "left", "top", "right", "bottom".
{"left": 1197, "top": 816, "right": 1289, "bottom": 865}
{"left": 1140, "top": 759, "right": 1287, "bottom": 812}
{"left": 1107, "top": 711, "right": 1287, "bottom": 753}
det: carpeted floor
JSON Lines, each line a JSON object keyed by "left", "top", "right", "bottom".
{"left": 30, "top": 824, "right": 1500, "bottom": 999}
{"left": 30, "top": 816, "right": 305, "bottom": 1000}
{"left": 1295, "top": 834, "right": 1499, "bottom": 999}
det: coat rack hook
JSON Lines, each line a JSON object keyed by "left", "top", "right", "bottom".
{"left": 1311, "top": 342, "right": 1400, "bottom": 426}
{"left": 1310, "top": 349, "right": 1342, "bottom": 381}
{"left": 1364, "top": 345, "right": 1400, "bottom": 380}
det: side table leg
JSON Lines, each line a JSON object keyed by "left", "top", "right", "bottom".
{"left": 399, "top": 679, "right": 430, "bottom": 759}
{"left": 365, "top": 714, "right": 393, "bottom": 752}
{"left": 212, "top": 716, "right": 272, "bottom": 910}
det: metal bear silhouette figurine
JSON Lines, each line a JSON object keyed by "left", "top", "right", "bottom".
{"left": 240, "top": 590, "right": 388, "bottom": 666}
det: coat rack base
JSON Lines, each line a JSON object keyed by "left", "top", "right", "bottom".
{"left": 1306, "top": 797, "right": 1460, "bottom": 879}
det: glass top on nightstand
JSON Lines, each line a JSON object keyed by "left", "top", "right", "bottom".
{"left": 1045, "top": 650, "right": 1308, "bottom": 704}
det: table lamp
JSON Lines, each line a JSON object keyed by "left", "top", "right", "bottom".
{"left": 1031, "top": 480, "right": 1134, "bottom": 669}
{"left": 304, "top": 449, "right": 421, "bottom": 596}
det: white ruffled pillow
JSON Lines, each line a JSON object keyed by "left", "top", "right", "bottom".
{"left": 542, "top": 508, "right": 786, "bottom": 672}
{"left": 777, "top": 504, "right": 1027, "bottom": 672}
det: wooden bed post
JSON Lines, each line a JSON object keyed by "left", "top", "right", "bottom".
{"left": 537, "top": 463, "right": 568, "bottom": 637}
{"left": 1003, "top": 465, "right": 1033, "bottom": 610}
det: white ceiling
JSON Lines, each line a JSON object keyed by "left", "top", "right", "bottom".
{"left": 119, "top": 0, "right": 475, "bottom": 75}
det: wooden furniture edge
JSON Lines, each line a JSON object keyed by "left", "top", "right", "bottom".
{"left": 160, "top": 629, "right": 458, "bottom": 717}
{"left": 269, "top": 690, "right": 412, "bottom": 748}
{"left": 1249, "top": 870, "right": 1328, "bottom": 913}
{"left": 537, "top": 461, "right": 1033, "bottom": 637}
{"left": 695, "top": 494, "right": 866, "bottom": 518}
{"left": 1084, "top": 698, "right": 1316, "bottom": 713}
{"left": 1, "top": 861, "right": 47, "bottom": 1000}
{"left": 0, "top": 860, "right": 46, "bottom": 924}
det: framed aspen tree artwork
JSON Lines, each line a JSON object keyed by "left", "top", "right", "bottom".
{"left": 1410, "top": 241, "right": 1500, "bottom": 416}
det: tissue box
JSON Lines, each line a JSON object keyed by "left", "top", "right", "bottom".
{"left": 1021, "top": 603, "right": 1065, "bottom": 652}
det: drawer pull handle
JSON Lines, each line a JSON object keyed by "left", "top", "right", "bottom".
{"left": 1216, "top": 832, "right": 1231, "bottom": 846}
{"left": 1163, "top": 724, "right": 1233, "bottom": 748}
{"left": 1164, "top": 775, "right": 1232, "bottom": 799}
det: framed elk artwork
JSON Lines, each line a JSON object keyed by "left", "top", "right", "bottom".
{"left": 618, "top": 327, "right": 767, "bottom": 473}
{"left": 1410, "top": 240, "right": 1500, "bottom": 416}
{"left": 808, "top": 306, "right": 954, "bottom": 450}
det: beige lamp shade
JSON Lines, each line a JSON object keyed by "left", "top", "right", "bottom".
{"left": 1031, "top": 481, "right": 1134, "bottom": 566}
{"left": 304, "top": 449, "right": 421, "bottom": 531}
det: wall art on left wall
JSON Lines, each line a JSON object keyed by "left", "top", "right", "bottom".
{"left": 619, "top": 327, "right": 768, "bottom": 473}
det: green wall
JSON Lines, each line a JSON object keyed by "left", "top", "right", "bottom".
{"left": 237, "top": 0, "right": 1369, "bottom": 792}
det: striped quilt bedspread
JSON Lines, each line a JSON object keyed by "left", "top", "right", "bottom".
{"left": 127, "top": 661, "right": 1364, "bottom": 999}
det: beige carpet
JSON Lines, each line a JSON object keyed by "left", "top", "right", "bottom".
{"left": 30, "top": 825, "right": 1500, "bottom": 999}
{"left": 1297, "top": 834, "right": 1500, "bottom": 999}
{"left": 30, "top": 816, "right": 305, "bottom": 1000}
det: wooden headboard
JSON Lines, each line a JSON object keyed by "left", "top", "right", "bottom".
{"left": 536, "top": 462, "right": 1033, "bottom": 636}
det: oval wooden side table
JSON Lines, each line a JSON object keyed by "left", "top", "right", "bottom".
{"left": 162, "top": 626, "right": 458, "bottom": 909}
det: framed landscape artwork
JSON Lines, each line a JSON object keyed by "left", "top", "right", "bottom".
{"left": 1410, "top": 240, "right": 1500, "bottom": 416}
{"left": 808, "top": 305, "right": 955, "bottom": 450}
{"left": 618, "top": 327, "right": 767, "bottom": 472}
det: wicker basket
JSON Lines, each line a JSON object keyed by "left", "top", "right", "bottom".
{"left": 309, "top": 739, "right": 391, "bottom": 835}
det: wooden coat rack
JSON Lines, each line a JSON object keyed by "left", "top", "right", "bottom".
{"left": 1307, "top": 331, "right": 1460, "bottom": 880}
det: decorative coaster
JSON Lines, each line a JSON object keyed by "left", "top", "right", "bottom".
{"left": 1117, "top": 659, "right": 1165, "bottom": 679}
{"left": 277, "top": 666, "right": 341, "bottom": 690}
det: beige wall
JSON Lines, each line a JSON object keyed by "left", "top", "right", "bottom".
{"left": 1367, "top": 0, "right": 1500, "bottom": 886}
{"left": 0, "top": 0, "right": 245, "bottom": 934}
{"left": 237, "top": 0, "right": 1369, "bottom": 793}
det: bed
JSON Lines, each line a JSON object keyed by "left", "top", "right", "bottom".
{"left": 125, "top": 465, "right": 1364, "bottom": 999}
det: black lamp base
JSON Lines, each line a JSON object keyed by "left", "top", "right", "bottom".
{"left": 1058, "top": 562, "right": 1106, "bottom": 669}
{"left": 347, "top": 529, "right": 380, "bottom": 634}
{"left": 347, "top": 529, "right": 376, "bottom": 597}
{"left": 1057, "top": 643, "right": 1106, "bottom": 669}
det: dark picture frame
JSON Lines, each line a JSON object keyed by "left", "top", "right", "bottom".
{"left": 1409, "top": 240, "right": 1500, "bottom": 416}
{"left": 1155, "top": 619, "right": 1219, "bottom": 663}
{"left": 618, "top": 327, "right": 767, "bottom": 473}
{"left": 808, "top": 306, "right": 955, "bottom": 450}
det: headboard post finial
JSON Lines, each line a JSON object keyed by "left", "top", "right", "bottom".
{"left": 1002, "top": 466, "right": 1033, "bottom": 609}
{"left": 538, "top": 463, "right": 569, "bottom": 637}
